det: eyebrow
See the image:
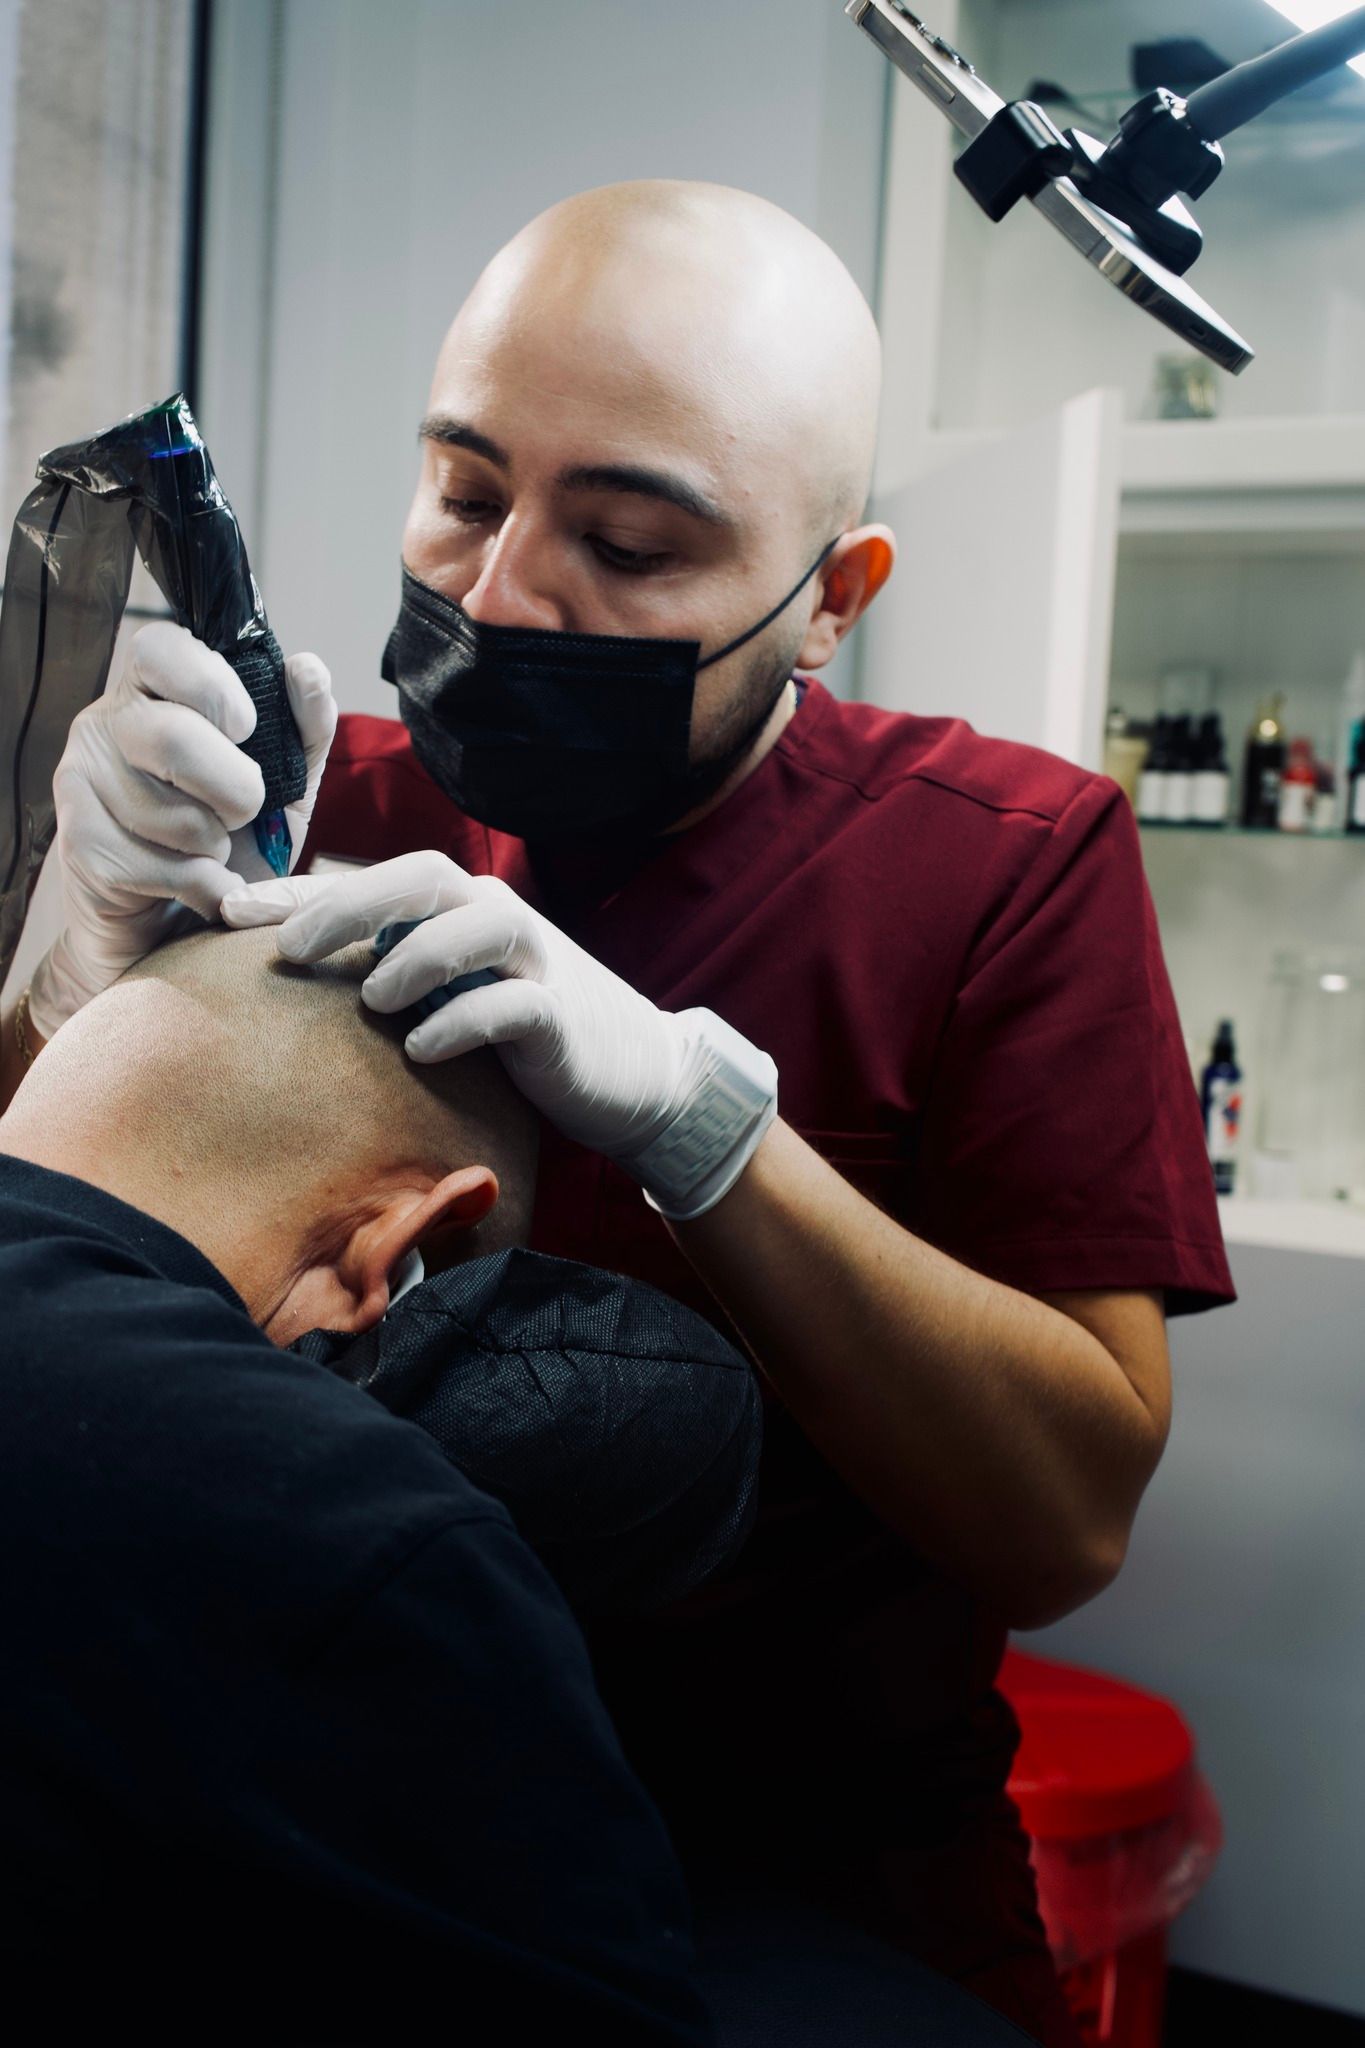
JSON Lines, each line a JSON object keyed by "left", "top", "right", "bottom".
{"left": 419, "top": 415, "right": 509, "bottom": 467}
{"left": 556, "top": 463, "right": 733, "bottom": 530}
{"left": 419, "top": 414, "right": 734, "bottom": 530}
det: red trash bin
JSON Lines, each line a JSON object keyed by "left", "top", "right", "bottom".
{"left": 997, "top": 1649, "right": 1223, "bottom": 2048}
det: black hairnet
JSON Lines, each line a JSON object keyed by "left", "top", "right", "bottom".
{"left": 292, "top": 1247, "right": 762, "bottom": 1617}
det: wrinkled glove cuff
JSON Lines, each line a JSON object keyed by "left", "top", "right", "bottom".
{"left": 624, "top": 1007, "right": 778, "bottom": 1222}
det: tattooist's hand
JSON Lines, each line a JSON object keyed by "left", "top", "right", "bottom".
{"left": 28, "top": 622, "right": 335, "bottom": 1037}
{"left": 221, "top": 849, "right": 777, "bottom": 1221}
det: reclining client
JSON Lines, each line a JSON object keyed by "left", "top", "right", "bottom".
{"left": 0, "top": 923, "right": 743, "bottom": 2040}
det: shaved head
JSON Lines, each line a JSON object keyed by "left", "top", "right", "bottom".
{"left": 21, "top": 925, "right": 537, "bottom": 1259}
{"left": 448, "top": 179, "right": 882, "bottom": 543}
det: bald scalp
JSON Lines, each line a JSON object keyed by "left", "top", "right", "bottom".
{"left": 446, "top": 179, "right": 882, "bottom": 542}
{"left": 99, "top": 926, "right": 537, "bottom": 1252}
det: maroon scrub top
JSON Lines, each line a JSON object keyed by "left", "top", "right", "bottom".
{"left": 307, "top": 678, "right": 1233, "bottom": 2048}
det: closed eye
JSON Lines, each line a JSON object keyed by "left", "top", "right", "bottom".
{"left": 590, "top": 536, "right": 672, "bottom": 576}
{"left": 438, "top": 495, "right": 671, "bottom": 576}
{"left": 439, "top": 495, "right": 499, "bottom": 524}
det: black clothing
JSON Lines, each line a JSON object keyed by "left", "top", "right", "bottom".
{"left": 0, "top": 1156, "right": 709, "bottom": 2044}
{"left": 293, "top": 1246, "right": 762, "bottom": 1615}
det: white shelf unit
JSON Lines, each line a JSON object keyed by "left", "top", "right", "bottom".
{"left": 864, "top": 0, "right": 1365, "bottom": 1268}
{"left": 907, "top": 414, "right": 1365, "bottom": 534}
{"left": 1121, "top": 416, "right": 1365, "bottom": 537}
{"left": 1121, "top": 416, "right": 1365, "bottom": 496}
{"left": 864, "top": 6, "right": 1365, "bottom": 2013}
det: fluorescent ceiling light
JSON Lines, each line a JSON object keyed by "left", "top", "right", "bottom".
{"left": 1264, "top": 3, "right": 1365, "bottom": 79}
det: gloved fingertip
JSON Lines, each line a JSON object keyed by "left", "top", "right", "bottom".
{"left": 275, "top": 923, "right": 315, "bottom": 961}
{"left": 287, "top": 651, "right": 332, "bottom": 694}
{"left": 221, "top": 683, "right": 258, "bottom": 746}
{"left": 361, "top": 970, "right": 401, "bottom": 1014}
{"left": 219, "top": 892, "right": 269, "bottom": 928}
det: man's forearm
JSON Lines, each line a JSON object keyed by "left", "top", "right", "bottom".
{"left": 670, "top": 1118, "right": 1165, "bottom": 1630}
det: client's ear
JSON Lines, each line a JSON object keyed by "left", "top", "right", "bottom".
{"left": 267, "top": 1166, "right": 499, "bottom": 1343}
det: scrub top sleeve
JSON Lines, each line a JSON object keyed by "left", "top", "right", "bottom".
{"left": 911, "top": 776, "right": 1234, "bottom": 1313}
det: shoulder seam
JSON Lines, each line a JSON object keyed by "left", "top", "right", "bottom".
{"left": 781, "top": 742, "right": 1072, "bottom": 825}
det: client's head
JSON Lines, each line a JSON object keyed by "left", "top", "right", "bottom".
{"left": 0, "top": 925, "right": 538, "bottom": 1345}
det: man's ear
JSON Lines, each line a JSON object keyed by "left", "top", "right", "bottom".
{"left": 264, "top": 1165, "right": 500, "bottom": 1344}
{"left": 796, "top": 525, "right": 895, "bottom": 670}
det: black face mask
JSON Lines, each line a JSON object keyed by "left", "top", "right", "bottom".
{"left": 381, "top": 539, "right": 838, "bottom": 838}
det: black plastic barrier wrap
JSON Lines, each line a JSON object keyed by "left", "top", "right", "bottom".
{"left": 0, "top": 392, "right": 305, "bottom": 989}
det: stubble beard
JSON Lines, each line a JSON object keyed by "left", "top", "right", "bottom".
{"left": 659, "top": 619, "right": 808, "bottom": 831}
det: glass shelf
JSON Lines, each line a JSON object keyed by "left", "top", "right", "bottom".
{"left": 1137, "top": 822, "right": 1364, "bottom": 841}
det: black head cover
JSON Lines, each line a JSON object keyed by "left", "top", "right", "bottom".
{"left": 292, "top": 1248, "right": 762, "bottom": 1617}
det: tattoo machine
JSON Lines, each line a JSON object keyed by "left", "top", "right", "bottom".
{"left": 0, "top": 392, "right": 306, "bottom": 988}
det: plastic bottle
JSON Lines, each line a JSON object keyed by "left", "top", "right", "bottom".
{"left": 1103, "top": 706, "right": 1150, "bottom": 812}
{"left": 1311, "top": 753, "right": 1339, "bottom": 835}
{"left": 1137, "top": 716, "right": 1170, "bottom": 823}
{"left": 1348, "top": 724, "right": 1365, "bottom": 836}
{"left": 1277, "top": 736, "right": 1316, "bottom": 833}
{"left": 1337, "top": 652, "right": 1365, "bottom": 796}
{"left": 1191, "top": 713, "right": 1230, "bottom": 826}
{"left": 1241, "top": 696, "right": 1285, "bottom": 830}
{"left": 1201, "top": 1021, "right": 1243, "bottom": 1196}
{"left": 1162, "top": 714, "right": 1193, "bottom": 822}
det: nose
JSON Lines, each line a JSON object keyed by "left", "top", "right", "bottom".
{"left": 460, "top": 513, "right": 566, "bottom": 633}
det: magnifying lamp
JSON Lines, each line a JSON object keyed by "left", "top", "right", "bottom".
{"left": 846, "top": 2, "right": 1365, "bottom": 373}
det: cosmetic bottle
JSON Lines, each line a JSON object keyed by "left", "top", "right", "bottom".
{"left": 1241, "top": 696, "right": 1285, "bottom": 830}
{"left": 1311, "top": 755, "right": 1339, "bottom": 835}
{"left": 1137, "top": 716, "right": 1170, "bottom": 822}
{"left": 1161, "top": 715, "right": 1193, "bottom": 822}
{"left": 1200, "top": 1021, "right": 1243, "bottom": 1197}
{"left": 1191, "top": 713, "right": 1230, "bottom": 826}
{"left": 1337, "top": 653, "right": 1365, "bottom": 798}
{"left": 1103, "top": 707, "right": 1149, "bottom": 812}
{"left": 1277, "top": 736, "right": 1316, "bottom": 833}
{"left": 1348, "top": 725, "right": 1365, "bottom": 835}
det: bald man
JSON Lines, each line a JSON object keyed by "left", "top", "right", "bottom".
{"left": 6, "top": 181, "right": 1233, "bottom": 2048}
{"left": 0, "top": 924, "right": 720, "bottom": 2040}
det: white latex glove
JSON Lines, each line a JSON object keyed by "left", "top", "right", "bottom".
{"left": 28, "top": 621, "right": 336, "bottom": 1039}
{"left": 221, "top": 851, "right": 777, "bottom": 1221}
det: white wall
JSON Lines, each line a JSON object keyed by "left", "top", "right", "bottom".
{"left": 200, "top": 0, "right": 890, "bottom": 718}
{"left": 1025, "top": 1236, "right": 1365, "bottom": 2015}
